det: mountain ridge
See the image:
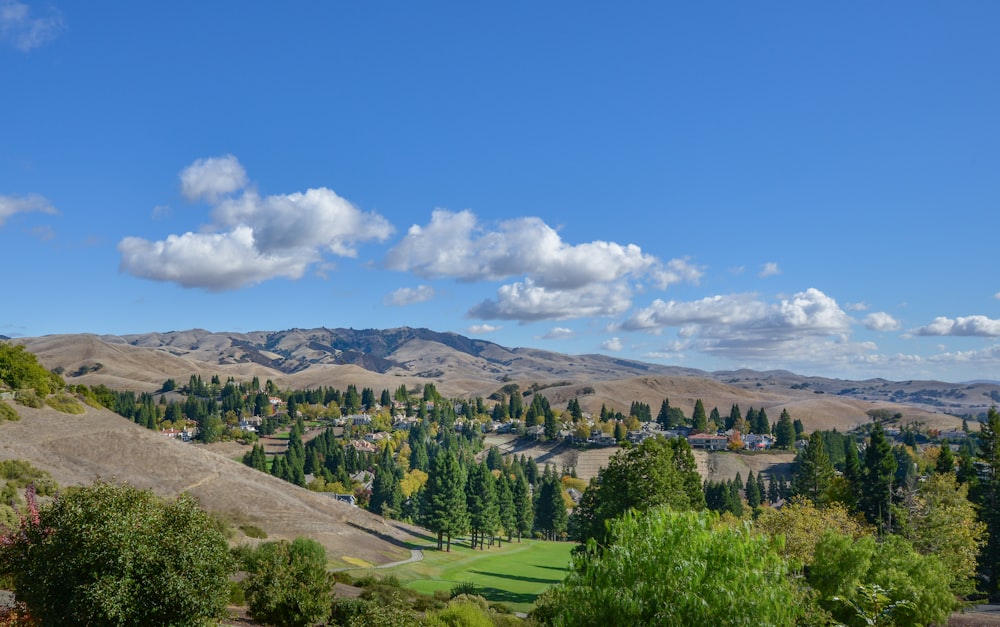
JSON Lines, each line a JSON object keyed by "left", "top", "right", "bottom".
{"left": 14, "top": 327, "right": 1000, "bottom": 425}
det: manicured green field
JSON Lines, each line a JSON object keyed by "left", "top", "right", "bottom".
{"left": 362, "top": 535, "right": 574, "bottom": 614}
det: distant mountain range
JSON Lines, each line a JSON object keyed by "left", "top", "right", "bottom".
{"left": 16, "top": 327, "right": 1000, "bottom": 426}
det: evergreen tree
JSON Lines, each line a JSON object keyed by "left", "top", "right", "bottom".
{"left": 936, "top": 443, "right": 955, "bottom": 475}
{"left": 754, "top": 408, "right": 770, "bottom": 435}
{"left": 656, "top": 398, "right": 671, "bottom": 429}
{"left": 860, "top": 421, "right": 897, "bottom": 535}
{"left": 727, "top": 404, "right": 741, "bottom": 431}
{"left": 977, "top": 407, "right": 1000, "bottom": 593}
{"left": 745, "top": 470, "right": 761, "bottom": 508}
{"left": 792, "top": 431, "right": 835, "bottom": 505}
{"left": 534, "top": 465, "right": 568, "bottom": 541}
{"left": 513, "top": 472, "right": 534, "bottom": 542}
{"left": 420, "top": 451, "right": 467, "bottom": 551}
{"left": 774, "top": 409, "right": 796, "bottom": 450}
{"left": 465, "top": 462, "right": 499, "bottom": 549}
{"left": 544, "top": 407, "right": 559, "bottom": 440}
{"left": 692, "top": 399, "right": 708, "bottom": 433}
{"left": 496, "top": 472, "right": 517, "bottom": 544}
{"left": 767, "top": 475, "right": 780, "bottom": 504}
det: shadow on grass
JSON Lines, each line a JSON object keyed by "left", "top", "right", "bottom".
{"left": 470, "top": 570, "right": 564, "bottom": 585}
{"left": 533, "top": 564, "right": 572, "bottom": 573}
{"left": 471, "top": 586, "right": 544, "bottom": 608}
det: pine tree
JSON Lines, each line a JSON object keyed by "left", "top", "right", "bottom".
{"left": 774, "top": 409, "right": 796, "bottom": 449}
{"left": 465, "top": 462, "right": 499, "bottom": 549}
{"left": 977, "top": 407, "right": 1000, "bottom": 593}
{"left": 496, "top": 473, "right": 517, "bottom": 544}
{"left": 692, "top": 399, "right": 708, "bottom": 433}
{"left": 420, "top": 451, "right": 467, "bottom": 551}
{"left": 860, "top": 422, "right": 897, "bottom": 535}
{"left": 936, "top": 443, "right": 955, "bottom": 475}
{"left": 792, "top": 432, "right": 834, "bottom": 505}
{"left": 656, "top": 398, "right": 671, "bottom": 429}
{"left": 513, "top": 472, "right": 534, "bottom": 542}
{"left": 745, "top": 470, "right": 761, "bottom": 508}
{"left": 727, "top": 404, "right": 741, "bottom": 431}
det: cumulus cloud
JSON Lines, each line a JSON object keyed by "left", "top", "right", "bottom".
{"left": 601, "top": 337, "right": 623, "bottom": 351}
{"left": 540, "top": 327, "right": 575, "bottom": 340}
{"left": 385, "top": 285, "right": 435, "bottom": 307}
{"left": 863, "top": 312, "right": 901, "bottom": 332}
{"left": 845, "top": 301, "right": 869, "bottom": 312}
{"left": 0, "top": 0, "right": 64, "bottom": 51}
{"left": 389, "top": 209, "right": 700, "bottom": 322}
{"left": 0, "top": 193, "right": 57, "bottom": 226}
{"left": 759, "top": 262, "right": 781, "bottom": 278}
{"left": 468, "top": 279, "right": 633, "bottom": 321}
{"left": 467, "top": 324, "right": 501, "bottom": 334}
{"left": 118, "top": 226, "right": 311, "bottom": 291}
{"left": 179, "top": 155, "right": 248, "bottom": 202}
{"left": 619, "top": 288, "right": 856, "bottom": 362}
{"left": 119, "top": 156, "right": 393, "bottom": 291}
{"left": 912, "top": 315, "right": 1000, "bottom": 337}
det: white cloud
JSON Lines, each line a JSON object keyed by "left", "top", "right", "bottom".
{"left": 119, "top": 156, "right": 393, "bottom": 290}
{"left": 863, "top": 312, "right": 901, "bottom": 332}
{"left": 388, "top": 209, "right": 699, "bottom": 322}
{"left": 994, "top": 291, "right": 1000, "bottom": 300}
{"left": 540, "top": 327, "right": 575, "bottom": 340}
{"left": 759, "top": 262, "right": 781, "bottom": 278}
{"left": 179, "top": 154, "right": 249, "bottom": 202}
{"left": 619, "top": 288, "right": 856, "bottom": 362}
{"left": 0, "top": 193, "right": 57, "bottom": 226}
{"left": 845, "top": 301, "right": 869, "bottom": 312}
{"left": 0, "top": 0, "right": 64, "bottom": 51}
{"left": 468, "top": 279, "right": 633, "bottom": 321}
{"left": 467, "top": 324, "right": 501, "bottom": 334}
{"left": 213, "top": 187, "right": 392, "bottom": 257}
{"left": 912, "top": 315, "right": 1000, "bottom": 338}
{"left": 601, "top": 337, "right": 623, "bottom": 351}
{"left": 118, "top": 226, "right": 310, "bottom": 291}
{"left": 384, "top": 285, "right": 435, "bottom": 307}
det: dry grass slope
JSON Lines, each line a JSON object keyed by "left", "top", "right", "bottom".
{"left": 0, "top": 401, "right": 419, "bottom": 567}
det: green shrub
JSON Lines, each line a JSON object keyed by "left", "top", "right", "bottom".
{"left": 450, "top": 580, "right": 477, "bottom": 598}
{"left": 0, "top": 402, "right": 19, "bottom": 422}
{"left": 243, "top": 538, "right": 332, "bottom": 627}
{"left": 45, "top": 393, "right": 85, "bottom": 414}
{"left": 14, "top": 390, "right": 42, "bottom": 409}
{"left": 239, "top": 524, "right": 268, "bottom": 539}
{"left": 330, "top": 593, "right": 421, "bottom": 627}
{"left": 0, "top": 481, "right": 233, "bottom": 626}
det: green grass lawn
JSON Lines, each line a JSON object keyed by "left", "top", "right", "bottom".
{"left": 355, "top": 535, "right": 574, "bottom": 614}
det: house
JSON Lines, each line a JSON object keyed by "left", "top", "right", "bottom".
{"left": 587, "top": 433, "right": 617, "bottom": 447}
{"left": 347, "top": 439, "right": 377, "bottom": 454}
{"left": 742, "top": 433, "right": 774, "bottom": 450}
{"left": 687, "top": 432, "right": 729, "bottom": 451}
{"left": 525, "top": 425, "right": 545, "bottom": 439}
{"left": 330, "top": 493, "right": 357, "bottom": 507}
{"left": 348, "top": 413, "right": 372, "bottom": 426}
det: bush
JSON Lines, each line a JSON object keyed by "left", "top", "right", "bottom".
{"left": 329, "top": 592, "right": 420, "bottom": 627}
{"left": 0, "top": 402, "right": 18, "bottom": 422}
{"left": 0, "top": 481, "right": 233, "bottom": 626}
{"left": 239, "top": 524, "right": 268, "bottom": 539}
{"left": 243, "top": 537, "right": 332, "bottom": 627}
{"left": 44, "top": 392, "right": 85, "bottom": 414}
{"left": 13, "top": 390, "right": 42, "bottom": 409}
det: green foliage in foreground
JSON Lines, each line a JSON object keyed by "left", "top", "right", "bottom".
{"left": 0, "top": 459, "right": 57, "bottom": 529}
{"left": 535, "top": 508, "right": 798, "bottom": 627}
{"left": 242, "top": 537, "right": 333, "bottom": 627}
{"left": 0, "top": 481, "right": 233, "bottom": 626}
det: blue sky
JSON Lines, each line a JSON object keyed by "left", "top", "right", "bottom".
{"left": 2, "top": 2, "right": 999, "bottom": 382}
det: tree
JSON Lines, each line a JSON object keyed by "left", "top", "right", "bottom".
{"left": 243, "top": 537, "right": 332, "bottom": 627}
{"left": 745, "top": 470, "right": 762, "bottom": 508}
{"left": 496, "top": 472, "right": 517, "bottom": 543}
{"left": 535, "top": 508, "right": 797, "bottom": 626}
{"left": 534, "top": 465, "right": 568, "bottom": 541}
{"left": 859, "top": 422, "right": 897, "bottom": 534}
{"left": 465, "top": 462, "right": 499, "bottom": 549}
{"left": 513, "top": 472, "right": 534, "bottom": 541}
{"left": 569, "top": 436, "right": 703, "bottom": 545}
{"left": 691, "top": 399, "right": 708, "bottom": 433}
{"left": 902, "top": 473, "right": 984, "bottom": 598}
{"left": 977, "top": 406, "right": 1000, "bottom": 593}
{"left": 935, "top": 443, "right": 955, "bottom": 475}
{"left": 420, "top": 451, "right": 467, "bottom": 551}
{"left": 774, "top": 409, "right": 796, "bottom": 449}
{"left": 0, "top": 481, "right": 232, "bottom": 626}
{"left": 792, "top": 432, "right": 835, "bottom": 505}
